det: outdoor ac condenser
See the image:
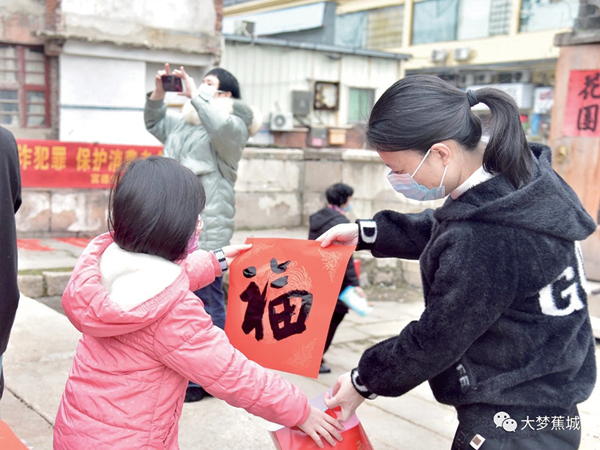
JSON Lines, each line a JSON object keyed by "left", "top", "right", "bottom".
{"left": 270, "top": 112, "right": 294, "bottom": 131}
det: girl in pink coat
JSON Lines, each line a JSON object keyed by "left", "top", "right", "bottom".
{"left": 53, "top": 157, "right": 343, "bottom": 449}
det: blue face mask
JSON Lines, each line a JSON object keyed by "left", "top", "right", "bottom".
{"left": 342, "top": 203, "right": 352, "bottom": 213}
{"left": 386, "top": 149, "right": 448, "bottom": 201}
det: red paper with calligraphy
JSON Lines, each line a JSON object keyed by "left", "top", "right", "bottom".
{"left": 16, "top": 139, "right": 162, "bottom": 188}
{"left": 564, "top": 70, "right": 600, "bottom": 137}
{"left": 225, "top": 238, "right": 355, "bottom": 378}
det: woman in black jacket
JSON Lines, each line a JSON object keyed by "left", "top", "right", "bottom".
{"left": 319, "top": 75, "right": 596, "bottom": 450}
{"left": 308, "top": 183, "right": 365, "bottom": 374}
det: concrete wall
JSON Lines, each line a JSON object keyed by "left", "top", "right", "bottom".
{"left": 16, "top": 147, "right": 436, "bottom": 237}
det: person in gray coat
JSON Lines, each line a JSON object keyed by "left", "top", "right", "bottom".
{"left": 145, "top": 64, "right": 261, "bottom": 402}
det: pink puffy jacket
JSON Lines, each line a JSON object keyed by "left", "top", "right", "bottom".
{"left": 54, "top": 233, "right": 310, "bottom": 449}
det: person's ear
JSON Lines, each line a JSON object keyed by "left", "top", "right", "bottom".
{"left": 430, "top": 142, "right": 453, "bottom": 166}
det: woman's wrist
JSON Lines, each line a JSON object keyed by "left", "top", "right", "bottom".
{"left": 351, "top": 368, "right": 377, "bottom": 400}
{"left": 355, "top": 219, "right": 377, "bottom": 251}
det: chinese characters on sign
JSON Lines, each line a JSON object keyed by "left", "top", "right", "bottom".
{"left": 564, "top": 70, "right": 600, "bottom": 137}
{"left": 16, "top": 139, "right": 162, "bottom": 188}
{"left": 225, "top": 238, "right": 355, "bottom": 378}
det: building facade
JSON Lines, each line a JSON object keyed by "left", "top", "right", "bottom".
{"left": 224, "top": 0, "right": 581, "bottom": 143}
{"left": 1, "top": 0, "right": 223, "bottom": 144}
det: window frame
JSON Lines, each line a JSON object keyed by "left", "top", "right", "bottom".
{"left": 348, "top": 87, "right": 375, "bottom": 125}
{"left": 0, "top": 44, "right": 49, "bottom": 128}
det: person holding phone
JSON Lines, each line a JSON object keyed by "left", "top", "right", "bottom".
{"left": 144, "top": 63, "right": 262, "bottom": 402}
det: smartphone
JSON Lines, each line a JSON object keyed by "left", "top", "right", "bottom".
{"left": 161, "top": 75, "right": 183, "bottom": 92}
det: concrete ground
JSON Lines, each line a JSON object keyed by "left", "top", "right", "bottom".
{"left": 4, "top": 228, "right": 600, "bottom": 449}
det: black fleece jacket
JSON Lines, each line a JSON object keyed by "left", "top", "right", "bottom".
{"left": 309, "top": 207, "right": 359, "bottom": 314}
{"left": 0, "top": 126, "right": 21, "bottom": 357}
{"left": 355, "top": 144, "right": 597, "bottom": 438}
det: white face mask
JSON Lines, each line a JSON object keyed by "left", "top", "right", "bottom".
{"left": 386, "top": 149, "right": 448, "bottom": 201}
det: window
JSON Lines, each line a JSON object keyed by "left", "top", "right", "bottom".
{"left": 412, "top": 0, "right": 460, "bottom": 45}
{"left": 457, "top": 0, "right": 511, "bottom": 40}
{"left": 0, "top": 45, "right": 48, "bottom": 127}
{"left": 413, "top": 0, "right": 512, "bottom": 44}
{"left": 366, "top": 6, "right": 404, "bottom": 49}
{"left": 348, "top": 88, "right": 374, "bottom": 124}
{"left": 520, "top": 0, "right": 579, "bottom": 33}
{"left": 335, "top": 5, "right": 404, "bottom": 50}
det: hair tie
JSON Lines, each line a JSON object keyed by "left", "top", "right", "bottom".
{"left": 466, "top": 90, "right": 479, "bottom": 107}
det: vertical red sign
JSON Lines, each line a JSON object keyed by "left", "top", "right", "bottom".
{"left": 564, "top": 70, "right": 600, "bottom": 137}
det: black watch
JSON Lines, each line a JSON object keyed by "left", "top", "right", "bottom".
{"left": 213, "top": 248, "right": 228, "bottom": 272}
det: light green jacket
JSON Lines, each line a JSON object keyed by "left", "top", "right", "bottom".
{"left": 144, "top": 91, "right": 255, "bottom": 251}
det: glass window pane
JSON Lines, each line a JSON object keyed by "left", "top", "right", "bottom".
{"left": 520, "top": 0, "right": 579, "bottom": 32}
{"left": 27, "top": 91, "right": 46, "bottom": 125}
{"left": 27, "top": 103, "right": 45, "bottom": 114}
{"left": 25, "top": 73, "right": 45, "bottom": 84}
{"left": 458, "top": 0, "right": 491, "bottom": 40}
{"left": 0, "top": 46, "right": 16, "bottom": 58}
{"left": 0, "top": 90, "right": 18, "bottom": 101}
{"left": 335, "top": 12, "right": 367, "bottom": 48}
{"left": 0, "top": 71, "right": 17, "bottom": 82}
{"left": 367, "top": 5, "right": 404, "bottom": 49}
{"left": 27, "top": 91, "right": 45, "bottom": 102}
{"left": 489, "top": 0, "right": 511, "bottom": 36}
{"left": 0, "top": 58, "right": 17, "bottom": 70}
{"left": 24, "top": 47, "right": 44, "bottom": 61}
{"left": 0, "top": 115, "right": 19, "bottom": 125}
{"left": 412, "top": 0, "right": 460, "bottom": 45}
{"left": 0, "top": 102, "right": 19, "bottom": 113}
{"left": 27, "top": 114, "right": 45, "bottom": 126}
{"left": 25, "top": 61, "right": 45, "bottom": 73}
{"left": 348, "top": 88, "right": 374, "bottom": 124}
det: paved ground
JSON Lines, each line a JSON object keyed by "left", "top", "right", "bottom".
{"left": 3, "top": 228, "right": 600, "bottom": 449}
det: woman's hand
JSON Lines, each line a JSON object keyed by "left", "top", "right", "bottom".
{"left": 324, "top": 372, "right": 366, "bottom": 422}
{"left": 316, "top": 223, "right": 359, "bottom": 248}
{"left": 297, "top": 406, "right": 344, "bottom": 448}
{"left": 172, "top": 66, "right": 198, "bottom": 99}
{"left": 149, "top": 63, "right": 170, "bottom": 101}
{"left": 220, "top": 244, "right": 252, "bottom": 266}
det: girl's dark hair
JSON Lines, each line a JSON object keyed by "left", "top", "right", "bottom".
{"left": 366, "top": 75, "right": 534, "bottom": 189}
{"left": 206, "top": 68, "right": 241, "bottom": 99}
{"left": 326, "top": 183, "right": 354, "bottom": 206}
{"left": 108, "top": 156, "right": 206, "bottom": 262}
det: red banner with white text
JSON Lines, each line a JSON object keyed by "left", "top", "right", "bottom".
{"left": 16, "top": 139, "right": 163, "bottom": 189}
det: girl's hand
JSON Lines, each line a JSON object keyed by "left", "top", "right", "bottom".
{"left": 220, "top": 244, "right": 252, "bottom": 266}
{"left": 150, "top": 63, "right": 170, "bottom": 101}
{"left": 172, "top": 66, "right": 197, "bottom": 99}
{"left": 297, "top": 406, "right": 344, "bottom": 448}
{"left": 316, "top": 223, "right": 359, "bottom": 248}
{"left": 323, "top": 372, "right": 366, "bottom": 422}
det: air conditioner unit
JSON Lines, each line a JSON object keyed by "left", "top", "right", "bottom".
{"left": 474, "top": 72, "right": 493, "bottom": 84}
{"left": 454, "top": 47, "right": 471, "bottom": 62}
{"left": 431, "top": 49, "right": 448, "bottom": 63}
{"left": 234, "top": 20, "right": 255, "bottom": 36}
{"left": 270, "top": 112, "right": 294, "bottom": 131}
{"left": 458, "top": 73, "right": 475, "bottom": 87}
{"left": 511, "top": 71, "right": 531, "bottom": 83}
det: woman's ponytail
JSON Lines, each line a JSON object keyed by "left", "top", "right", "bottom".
{"left": 475, "top": 88, "right": 534, "bottom": 189}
